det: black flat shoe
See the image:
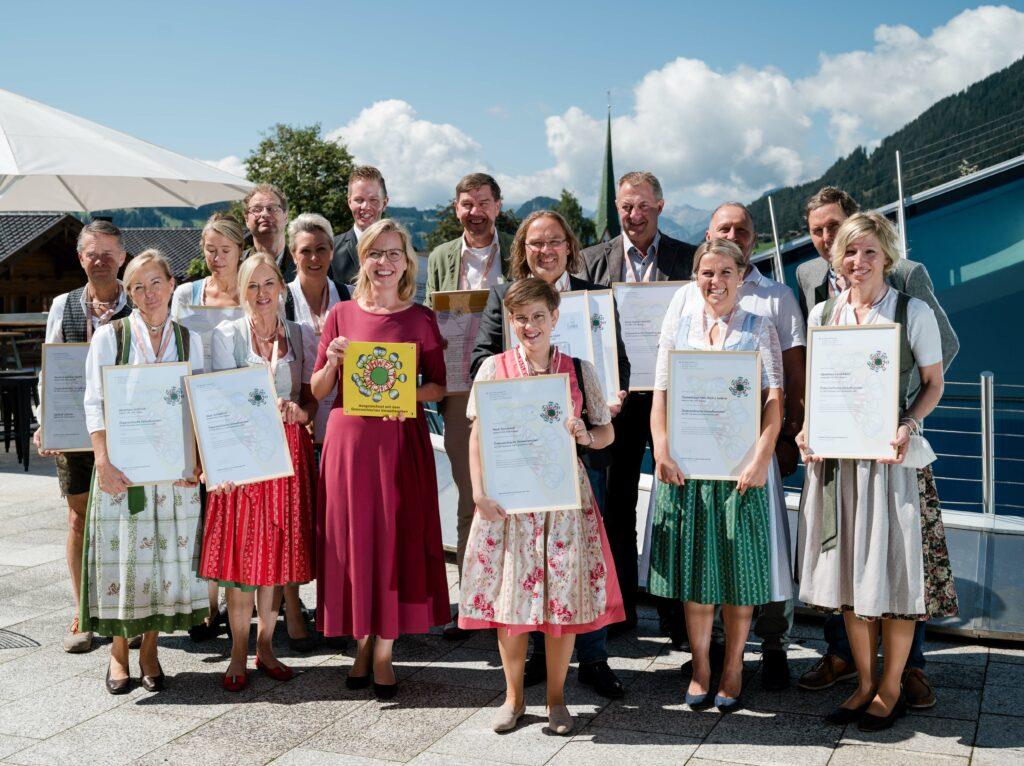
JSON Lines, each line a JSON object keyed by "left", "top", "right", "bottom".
{"left": 188, "top": 607, "right": 227, "bottom": 642}
{"left": 105, "top": 664, "right": 131, "bottom": 695}
{"left": 578, "top": 661, "right": 624, "bottom": 699}
{"left": 825, "top": 701, "right": 870, "bottom": 725}
{"left": 345, "top": 672, "right": 371, "bottom": 690}
{"left": 139, "top": 661, "right": 165, "bottom": 692}
{"left": 373, "top": 681, "right": 398, "bottom": 700}
{"left": 857, "top": 696, "right": 907, "bottom": 732}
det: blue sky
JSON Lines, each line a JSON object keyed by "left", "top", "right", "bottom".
{"left": 3, "top": 1, "right": 1024, "bottom": 210}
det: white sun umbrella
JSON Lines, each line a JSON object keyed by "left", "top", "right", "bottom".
{"left": 0, "top": 88, "right": 252, "bottom": 212}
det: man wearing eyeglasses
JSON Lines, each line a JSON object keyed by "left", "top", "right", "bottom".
{"left": 425, "top": 172, "right": 513, "bottom": 640}
{"left": 332, "top": 166, "right": 389, "bottom": 286}
{"left": 579, "top": 171, "right": 695, "bottom": 641}
{"left": 244, "top": 183, "right": 295, "bottom": 281}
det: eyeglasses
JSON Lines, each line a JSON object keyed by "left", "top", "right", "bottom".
{"left": 511, "top": 312, "right": 551, "bottom": 327}
{"left": 366, "top": 249, "right": 404, "bottom": 262}
{"left": 247, "top": 205, "right": 284, "bottom": 215}
{"left": 525, "top": 238, "right": 567, "bottom": 252}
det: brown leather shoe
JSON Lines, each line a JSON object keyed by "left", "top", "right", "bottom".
{"left": 902, "top": 667, "right": 936, "bottom": 709}
{"left": 798, "top": 654, "right": 858, "bottom": 690}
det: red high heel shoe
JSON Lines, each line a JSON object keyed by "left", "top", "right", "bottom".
{"left": 256, "top": 656, "right": 294, "bottom": 682}
{"left": 222, "top": 671, "right": 248, "bottom": 692}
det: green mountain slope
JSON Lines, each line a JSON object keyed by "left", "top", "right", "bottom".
{"left": 749, "top": 56, "right": 1024, "bottom": 239}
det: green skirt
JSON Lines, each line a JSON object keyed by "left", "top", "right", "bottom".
{"left": 648, "top": 480, "right": 772, "bottom": 606}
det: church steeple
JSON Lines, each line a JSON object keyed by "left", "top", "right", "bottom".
{"left": 595, "top": 97, "right": 620, "bottom": 242}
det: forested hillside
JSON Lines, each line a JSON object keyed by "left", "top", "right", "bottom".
{"left": 749, "top": 56, "right": 1024, "bottom": 239}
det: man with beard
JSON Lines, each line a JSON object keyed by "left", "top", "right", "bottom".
{"left": 425, "top": 173, "right": 513, "bottom": 641}
{"left": 33, "top": 220, "right": 131, "bottom": 653}
{"left": 332, "top": 166, "right": 389, "bottom": 286}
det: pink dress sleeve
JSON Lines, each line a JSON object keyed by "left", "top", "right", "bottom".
{"left": 419, "top": 307, "right": 447, "bottom": 387}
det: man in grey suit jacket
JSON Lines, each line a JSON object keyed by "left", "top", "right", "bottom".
{"left": 796, "top": 186, "right": 958, "bottom": 710}
{"left": 331, "top": 165, "right": 389, "bottom": 285}
{"left": 578, "top": 171, "right": 695, "bottom": 643}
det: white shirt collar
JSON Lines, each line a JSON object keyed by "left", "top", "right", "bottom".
{"left": 554, "top": 271, "right": 571, "bottom": 292}
{"left": 353, "top": 225, "right": 366, "bottom": 242}
{"left": 461, "top": 228, "right": 499, "bottom": 255}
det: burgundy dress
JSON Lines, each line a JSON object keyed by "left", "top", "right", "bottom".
{"left": 314, "top": 301, "right": 450, "bottom": 639}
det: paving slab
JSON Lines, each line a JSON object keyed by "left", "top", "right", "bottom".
{"left": 973, "top": 713, "right": 1024, "bottom": 765}
{"left": 838, "top": 713, "right": 975, "bottom": 757}
{"left": 547, "top": 725, "right": 700, "bottom": 765}
{"left": 693, "top": 709, "right": 841, "bottom": 766}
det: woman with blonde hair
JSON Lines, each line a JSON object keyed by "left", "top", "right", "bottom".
{"left": 199, "top": 253, "right": 318, "bottom": 691}
{"left": 80, "top": 249, "right": 208, "bottom": 694}
{"left": 311, "top": 219, "right": 449, "bottom": 699}
{"left": 797, "top": 212, "right": 957, "bottom": 732}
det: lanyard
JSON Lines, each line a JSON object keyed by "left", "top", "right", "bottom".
{"left": 84, "top": 286, "right": 121, "bottom": 342}
{"left": 130, "top": 315, "right": 172, "bottom": 364}
{"left": 306, "top": 280, "right": 330, "bottom": 335}
{"left": 513, "top": 343, "right": 561, "bottom": 378}
{"left": 459, "top": 239, "right": 500, "bottom": 290}
{"left": 250, "top": 317, "right": 281, "bottom": 375}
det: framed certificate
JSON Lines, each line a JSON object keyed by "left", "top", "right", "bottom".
{"left": 185, "top": 365, "right": 294, "bottom": 487}
{"left": 504, "top": 290, "right": 595, "bottom": 364}
{"left": 587, "top": 290, "right": 620, "bottom": 406}
{"left": 40, "top": 343, "right": 91, "bottom": 451}
{"left": 433, "top": 289, "right": 489, "bottom": 394}
{"left": 342, "top": 341, "right": 417, "bottom": 418}
{"left": 612, "top": 281, "right": 688, "bottom": 390}
{"left": 175, "top": 305, "right": 244, "bottom": 371}
{"left": 806, "top": 323, "right": 900, "bottom": 460}
{"left": 668, "top": 350, "right": 761, "bottom": 480}
{"left": 474, "top": 373, "right": 581, "bottom": 513}
{"left": 102, "top": 362, "right": 196, "bottom": 485}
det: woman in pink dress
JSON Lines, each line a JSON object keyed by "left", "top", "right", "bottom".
{"left": 459, "top": 279, "right": 625, "bottom": 735}
{"left": 311, "top": 219, "right": 449, "bottom": 699}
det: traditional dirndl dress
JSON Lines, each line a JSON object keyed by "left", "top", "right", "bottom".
{"left": 646, "top": 308, "right": 794, "bottom": 607}
{"left": 79, "top": 316, "right": 209, "bottom": 637}
{"left": 198, "top": 317, "right": 317, "bottom": 589}
{"left": 458, "top": 348, "right": 626, "bottom": 635}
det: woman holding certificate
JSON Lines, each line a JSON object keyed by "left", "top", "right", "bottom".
{"left": 459, "top": 278, "right": 624, "bottom": 735}
{"left": 796, "top": 212, "right": 957, "bottom": 732}
{"left": 199, "top": 253, "right": 318, "bottom": 691}
{"left": 170, "top": 212, "right": 245, "bottom": 645}
{"left": 80, "top": 250, "right": 208, "bottom": 694}
{"left": 648, "top": 238, "right": 786, "bottom": 712}
{"left": 311, "top": 219, "right": 449, "bottom": 699}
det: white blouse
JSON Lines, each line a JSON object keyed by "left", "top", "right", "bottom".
{"left": 209, "top": 317, "right": 316, "bottom": 401}
{"left": 83, "top": 311, "right": 204, "bottom": 433}
{"left": 286, "top": 278, "right": 342, "bottom": 328}
{"left": 654, "top": 297, "right": 783, "bottom": 392}
{"left": 807, "top": 287, "right": 942, "bottom": 369}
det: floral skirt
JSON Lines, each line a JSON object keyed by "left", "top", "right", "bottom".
{"left": 199, "top": 422, "right": 315, "bottom": 588}
{"left": 457, "top": 460, "right": 625, "bottom": 636}
{"left": 79, "top": 477, "right": 208, "bottom": 637}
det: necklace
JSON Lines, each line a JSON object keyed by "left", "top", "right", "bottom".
{"left": 140, "top": 314, "right": 168, "bottom": 334}
{"left": 514, "top": 344, "right": 560, "bottom": 378}
{"left": 250, "top": 316, "right": 280, "bottom": 343}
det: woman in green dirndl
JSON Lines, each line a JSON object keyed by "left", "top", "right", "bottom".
{"left": 648, "top": 239, "right": 785, "bottom": 711}
{"left": 80, "top": 250, "right": 209, "bottom": 694}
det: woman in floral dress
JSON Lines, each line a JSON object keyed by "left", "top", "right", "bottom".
{"left": 797, "top": 212, "right": 957, "bottom": 732}
{"left": 459, "top": 278, "right": 624, "bottom": 735}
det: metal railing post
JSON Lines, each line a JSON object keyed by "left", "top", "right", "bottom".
{"left": 980, "top": 371, "right": 996, "bottom": 515}
{"left": 895, "top": 150, "right": 909, "bottom": 260}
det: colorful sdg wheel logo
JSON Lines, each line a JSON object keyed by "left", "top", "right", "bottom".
{"left": 867, "top": 350, "right": 890, "bottom": 372}
{"left": 540, "top": 401, "right": 562, "bottom": 423}
{"left": 729, "top": 376, "right": 751, "bottom": 398}
{"left": 352, "top": 346, "right": 408, "bottom": 402}
{"left": 162, "top": 386, "right": 183, "bottom": 405}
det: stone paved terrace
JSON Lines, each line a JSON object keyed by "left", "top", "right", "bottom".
{"left": 0, "top": 449, "right": 1021, "bottom": 766}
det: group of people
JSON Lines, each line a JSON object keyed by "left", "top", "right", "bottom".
{"left": 33, "top": 164, "right": 959, "bottom": 737}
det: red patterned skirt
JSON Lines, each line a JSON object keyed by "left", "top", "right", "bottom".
{"left": 199, "top": 422, "right": 315, "bottom": 588}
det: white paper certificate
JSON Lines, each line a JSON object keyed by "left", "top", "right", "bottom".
{"left": 434, "top": 290, "right": 489, "bottom": 394}
{"left": 507, "top": 290, "right": 595, "bottom": 362}
{"left": 102, "top": 362, "right": 195, "bottom": 485}
{"left": 474, "top": 373, "right": 581, "bottom": 513}
{"left": 175, "top": 305, "right": 244, "bottom": 371}
{"left": 40, "top": 343, "right": 91, "bottom": 451}
{"left": 806, "top": 324, "right": 900, "bottom": 459}
{"left": 185, "top": 365, "right": 294, "bottom": 487}
{"left": 587, "top": 290, "right": 620, "bottom": 406}
{"left": 668, "top": 350, "right": 761, "bottom": 480}
{"left": 612, "top": 281, "right": 689, "bottom": 390}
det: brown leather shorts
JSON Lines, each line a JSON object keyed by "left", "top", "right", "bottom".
{"left": 55, "top": 452, "right": 94, "bottom": 497}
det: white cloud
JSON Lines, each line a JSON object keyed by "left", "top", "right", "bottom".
{"left": 799, "top": 5, "right": 1024, "bottom": 153}
{"left": 327, "top": 100, "right": 485, "bottom": 208}
{"left": 201, "top": 154, "right": 246, "bottom": 179}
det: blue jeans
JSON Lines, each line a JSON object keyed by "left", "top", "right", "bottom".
{"left": 531, "top": 464, "right": 609, "bottom": 665}
{"left": 825, "top": 614, "right": 927, "bottom": 670}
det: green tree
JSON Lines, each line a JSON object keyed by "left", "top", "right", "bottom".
{"left": 552, "top": 188, "right": 597, "bottom": 247}
{"left": 244, "top": 123, "right": 355, "bottom": 235}
{"left": 185, "top": 257, "right": 210, "bottom": 280}
{"left": 425, "top": 202, "right": 520, "bottom": 252}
